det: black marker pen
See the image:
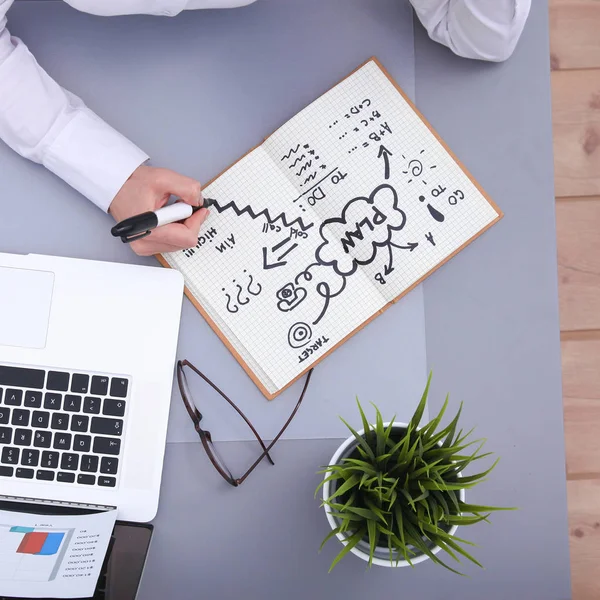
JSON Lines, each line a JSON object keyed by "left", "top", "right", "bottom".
{"left": 111, "top": 198, "right": 216, "bottom": 243}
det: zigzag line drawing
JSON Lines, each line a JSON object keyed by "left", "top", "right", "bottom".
{"left": 289, "top": 154, "right": 305, "bottom": 168}
{"left": 209, "top": 198, "right": 314, "bottom": 232}
{"left": 303, "top": 172, "right": 318, "bottom": 185}
{"left": 296, "top": 161, "right": 313, "bottom": 176}
{"left": 281, "top": 145, "right": 300, "bottom": 161}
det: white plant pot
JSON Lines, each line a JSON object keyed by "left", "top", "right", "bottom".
{"left": 322, "top": 422, "right": 465, "bottom": 568}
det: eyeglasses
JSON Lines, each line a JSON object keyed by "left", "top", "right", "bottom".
{"left": 176, "top": 359, "right": 313, "bottom": 486}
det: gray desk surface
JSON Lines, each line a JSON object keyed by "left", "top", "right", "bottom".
{"left": 2, "top": 1, "right": 570, "bottom": 598}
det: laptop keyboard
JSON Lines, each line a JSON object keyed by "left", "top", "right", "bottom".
{"left": 0, "top": 364, "right": 129, "bottom": 488}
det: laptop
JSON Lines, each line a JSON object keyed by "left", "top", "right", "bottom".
{"left": 0, "top": 252, "right": 184, "bottom": 522}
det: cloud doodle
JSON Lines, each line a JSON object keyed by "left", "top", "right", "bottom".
{"left": 315, "top": 184, "right": 406, "bottom": 277}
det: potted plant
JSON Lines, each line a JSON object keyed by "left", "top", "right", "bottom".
{"left": 316, "top": 373, "right": 512, "bottom": 573}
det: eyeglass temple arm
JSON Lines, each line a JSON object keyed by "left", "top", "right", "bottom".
{"left": 179, "top": 360, "right": 275, "bottom": 465}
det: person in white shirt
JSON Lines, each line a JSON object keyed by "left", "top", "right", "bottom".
{"left": 0, "top": 0, "right": 530, "bottom": 256}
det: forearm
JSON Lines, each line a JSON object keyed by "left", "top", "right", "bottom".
{"left": 0, "top": 4, "right": 148, "bottom": 211}
{"left": 409, "top": 0, "right": 531, "bottom": 62}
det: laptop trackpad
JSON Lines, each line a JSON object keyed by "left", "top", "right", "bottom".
{"left": 0, "top": 266, "right": 54, "bottom": 349}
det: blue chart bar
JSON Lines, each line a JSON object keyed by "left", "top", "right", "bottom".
{"left": 38, "top": 532, "right": 64, "bottom": 556}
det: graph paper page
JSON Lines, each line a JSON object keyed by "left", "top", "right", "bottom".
{"left": 164, "top": 60, "right": 500, "bottom": 396}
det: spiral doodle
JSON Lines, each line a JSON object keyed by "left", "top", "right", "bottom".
{"left": 288, "top": 322, "right": 312, "bottom": 349}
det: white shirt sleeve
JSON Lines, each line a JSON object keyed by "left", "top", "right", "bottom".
{"left": 410, "top": 0, "right": 531, "bottom": 62}
{"left": 0, "top": 0, "right": 149, "bottom": 212}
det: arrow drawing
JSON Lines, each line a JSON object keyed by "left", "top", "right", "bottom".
{"left": 262, "top": 236, "right": 299, "bottom": 270}
{"left": 390, "top": 240, "right": 419, "bottom": 252}
{"left": 384, "top": 244, "right": 395, "bottom": 276}
{"left": 377, "top": 145, "right": 393, "bottom": 180}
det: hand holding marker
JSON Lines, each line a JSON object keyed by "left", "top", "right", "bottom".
{"left": 111, "top": 198, "right": 217, "bottom": 243}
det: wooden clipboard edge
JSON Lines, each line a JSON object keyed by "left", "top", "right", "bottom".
{"left": 158, "top": 56, "right": 503, "bottom": 400}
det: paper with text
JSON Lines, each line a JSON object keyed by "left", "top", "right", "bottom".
{"left": 164, "top": 59, "right": 501, "bottom": 397}
{"left": 0, "top": 508, "right": 116, "bottom": 599}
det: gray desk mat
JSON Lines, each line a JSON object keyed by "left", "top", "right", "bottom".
{"left": 2, "top": 0, "right": 571, "bottom": 598}
{"left": 147, "top": 3, "right": 570, "bottom": 600}
{"left": 2, "top": 0, "right": 429, "bottom": 442}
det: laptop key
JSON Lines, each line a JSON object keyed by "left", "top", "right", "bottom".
{"left": 110, "top": 378, "right": 128, "bottom": 398}
{"left": 91, "top": 417, "right": 123, "bottom": 436}
{"left": 44, "top": 393, "right": 62, "bottom": 410}
{"left": 32, "top": 411, "right": 50, "bottom": 428}
{"left": 61, "top": 453, "right": 79, "bottom": 471}
{"left": 0, "top": 466, "right": 14, "bottom": 477}
{"left": 91, "top": 376, "right": 109, "bottom": 396}
{"left": 0, "top": 366, "right": 45, "bottom": 389}
{"left": 41, "top": 451, "right": 59, "bottom": 468}
{"left": 36, "top": 469, "right": 55, "bottom": 481}
{"left": 83, "top": 397, "right": 101, "bottom": 414}
{"left": 81, "top": 455, "right": 99, "bottom": 472}
{"left": 0, "top": 408, "right": 9, "bottom": 425}
{"left": 2, "top": 447, "right": 19, "bottom": 464}
{"left": 98, "top": 476, "right": 116, "bottom": 487}
{"left": 16, "top": 468, "right": 34, "bottom": 479}
{"left": 103, "top": 398, "right": 126, "bottom": 417}
{"left": 5, "top": 389, "right": 22, "bottom": 406}
{"left": 0, "top": 427, "right": 12, "bottom": 444}
{"left": 51, "top": 413, "right": 69, "bottom": 430}
{"left": 93, "top": 437, "right": 121, "bottom": 456}
{"left": 73, "top": 435, "right": 91, "bottom": 453}
{"left": 71, "top": 374, "right": 89, "bottom": 394}
{"left": 21, "top": 449, "right": 40, "bottom": 467}
{"left": 11, "top": 409, "right": 30, "bottom": 427}
{"left": 34, "top": 431, "right": 51, "bottom": 448}
{"left": 57, "top": 472, "right": 76, "bottom": 483}
{"left": 53, "top": 432, "right": 71, "bottom": 450}
{"left": 47, "top": 371, "right": 69, "bottom": 392}
{"left": 100, "top": 456, "right": 118, "bottom": 475}
{"left": 14, "top": 429, "right": 32, "bottom": 446}
{"left": 78, "top": 474, "right": 95, "bottom": 485}
{"left": 64, "top": 395, "right": 82, "bottom": 412}
{"left": 24, "top": 390, "right": 43, "bottom": 408}
{"left": 71, "top": 415, "right": 89, "bottom": 432}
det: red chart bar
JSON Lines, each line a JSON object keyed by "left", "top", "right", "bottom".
{"left": 17, "top": 531, "right": 48, "bottom": 554}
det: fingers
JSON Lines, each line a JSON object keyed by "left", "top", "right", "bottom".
{"left": 130, "top": 208, "right": 210, "bottom": 256}
{"left": 155, "top": 169, "right": 203, "bottom": 207}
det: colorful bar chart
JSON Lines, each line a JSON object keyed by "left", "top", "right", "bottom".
{"left": 15, "top": 531, "right": 65, "bottom": 556}
{"left": 0, "top": 524, "right": 72, "bottom": 582}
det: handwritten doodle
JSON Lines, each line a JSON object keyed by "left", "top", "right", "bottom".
{"left": 448, "top": 189, "right": 464, "bottom": 205}
{"left": 307, "top": 186, "right": 326, "bottom": 207}
{"left": 183, "top": 226, "right": 218, "bottom": 258}
{"left": 262, "top": 223, "right": 282, "bottom": 234}
{"left": 425, "top": 232, "right": 435, "bottom": 246}
{"left": 281, "top": 145, "right": 300, "bottom": 161}
{"left": 276, "top": 282, "right": 307, "bottom": 312}
{"left": 403, "top": 159, "right": 423, "bottom": 184}
{"left": 216, "top": 233, "right": 236, "bottom": 253}
{"left": 297, "top": 161, "right": 313, "bottom": 176}
{"left": 262, "top": 235, "right": 299, "bottom": 270}
{"left": 222, "top": 271, "right": 262, "bottom": 314}
{"left": 246, "top": 270, "right": 262, "bottom": 296}
{"left": 302, "top": 172, "right": 318, "bottom": 186}
{"left": 331, "top": 171, "right": 348, "bottom": 185}
{"left": 315, "top": 184, "right": 407, "bottom": 277}
{"left": 288, "top": 322, "right": 312, "bottom": 349}
{"left": 377, "top": 145, "right": 393, "bottom": 179}
{"left": 418, "top": 195, "right": 445, "bottom": 222}
{"left": 289, "top": 155, "right": 305, "bottom": 168}
{"left": 209, "top": 197, "right": 314, "bottom": 233}
{"left": 298, "top": 336, "right": 330, "bottom": 363}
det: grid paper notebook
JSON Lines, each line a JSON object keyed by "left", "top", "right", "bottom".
{"left": 160, "top": 58, "right": 502, "bottom": 399}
